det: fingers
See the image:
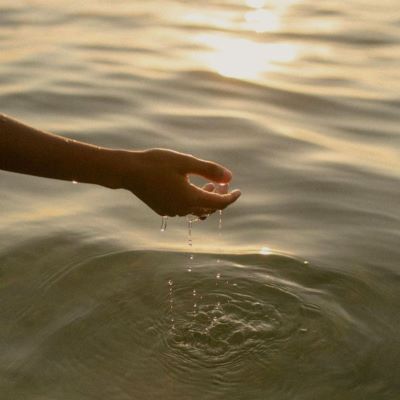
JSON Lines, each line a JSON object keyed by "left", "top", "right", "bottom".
{"left": 183, "top": 155, "right": 232, "bottom": 183}
{"left": 185, "top": 184, "right": 215, "bottom": 219}
{"left": 193, "top": 186, "right": 242, "bottom": 210}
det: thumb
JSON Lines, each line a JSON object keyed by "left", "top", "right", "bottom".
{"left": 184, "top": 156, "right": 232, "bottom": 183}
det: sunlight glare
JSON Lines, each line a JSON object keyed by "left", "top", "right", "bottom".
{"left": 260, "top": 246, "right": 271, "bottom": 255}
{"left": 246, "top": 0, "right": 267, "bottom": 9}
{"left": 244, "top": 9, "right": 280, "bottom": 32}
{"left": 197, "top": 34, "right": 298, "bottom": 80}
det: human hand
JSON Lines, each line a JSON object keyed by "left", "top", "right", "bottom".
{"left": 115, "top": 148, "right": 241, "bottom": 217}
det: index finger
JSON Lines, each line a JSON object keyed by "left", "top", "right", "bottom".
{"left": 181, "top": 155, "right": 232, "bottom": 183}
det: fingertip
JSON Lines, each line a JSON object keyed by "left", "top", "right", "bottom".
{"left": 219, "top": 168, "right": 232, "bottom": 183}
{"left": 231, "top": 189, "right": 241, "bottom": 199}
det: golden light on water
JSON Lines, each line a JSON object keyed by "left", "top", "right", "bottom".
{"left": 190, "top": 0, "right": 301, "bottom": 80}
{"left": 246, "top": 0, "right": 267, "bottom": 8}
{"left": 196, "top": 34, "right": 298, "bottom": 80}
{"left": 243, "top": 9, "right": 280, "bottom": 32}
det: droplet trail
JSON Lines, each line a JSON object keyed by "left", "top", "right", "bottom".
{"left": 160, "top": 216, "right": 168, "bottom": 232}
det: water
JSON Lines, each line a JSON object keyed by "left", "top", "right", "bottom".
{"left": 160, "top": 216, "right": 168, "bottom": 232}
{"left": 1, "top": 0, "right": 400, "bottom": 398}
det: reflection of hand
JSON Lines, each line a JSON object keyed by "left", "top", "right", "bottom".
{"left": 115, "top": 148, "right": 241, "bottom": 217}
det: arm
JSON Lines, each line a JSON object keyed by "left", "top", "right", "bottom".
{"left": 0, "top": 113, "right": 241, "bottom": 217}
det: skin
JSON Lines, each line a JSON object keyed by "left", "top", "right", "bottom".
{"left": 0, "top": 113, "right": 241, "bottom": 217}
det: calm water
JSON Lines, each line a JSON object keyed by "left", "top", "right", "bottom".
{"left": 1, "top": 0, "right": 400, "bottom": 398}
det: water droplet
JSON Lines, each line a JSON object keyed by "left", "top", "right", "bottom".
{"left": 72, "top": 180, "right": 78, "bottom": 184}
{"left": 299, "top": 328, "right": 308, "bottom": 333}
{"left": 187, "top": 217, "right": 193, "bottom": 247}
{"left": 218, "top": 210, "right": 224, "bottom": 231}
{"left": 216, "top": 183, "right": 228, "bottom": 194}
{"left": 259, "top": 246, "right": 271, "bottom": 255}
{"left": 193, "top": 289, "right": 196, "bottom": 296}
{"left": 160, "top": 216, "right": 168, "bottom": 232}
{"left": 168, "top": 280, "right": 173, "bottom": 286}
{"left": 216, "top": 273, "right": 221, "bottom": 279}
{"left": 186, "top": 216, "right": 195, "bottom": 272}
{"left": 304, "top": 260, "right": 309, "bottom": 265}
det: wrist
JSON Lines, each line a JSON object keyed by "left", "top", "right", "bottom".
{"left": 97, "top": 147, "right": 144, "bottom": 191}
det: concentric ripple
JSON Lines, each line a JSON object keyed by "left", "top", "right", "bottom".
{"left": 1, "top": 246, "right": 399, "bottom": 399}
{"left": 164, "top": 273, "right": 302, "bottom": 368}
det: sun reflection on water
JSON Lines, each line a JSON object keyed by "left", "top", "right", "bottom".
{"left": 191, "top": 0, "right": 301, "bottom": 80}
{"left": 196, "top": 34, "right": 298, "bottom": 80}
{"left": 243, "top": 9, "right": 280, "bottom": 32}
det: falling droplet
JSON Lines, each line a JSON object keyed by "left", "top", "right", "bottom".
{"left": 218, "top": 209, "right": 223, "bottom": 231}
{"left": 215, "top": 184, "right": 228, "bottom": 285}
{"left": 160, "top": 216, "right": 168, "bottom": 232}
{"left": 304, "top": 260, "right": 309, "bottom": 265}
{"left": 216, "top": 273, "right": 221, "bottom": 279}
{"left": 168, "top": 279, "right": 175, "bottom": 330}
{"left": 193, "top": 289, "right": 196, "bottom": 296}
{"left": 72, "top": 180, "right": 78, "bottom": 185}
{"left": 186, "top": 215, "right": 194, "bottom": 272}
{"left": 187, "top": 217, "right": 193, "bottom": 248}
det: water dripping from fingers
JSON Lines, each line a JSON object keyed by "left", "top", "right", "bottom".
{"left": 186, "top": 215, "right": 197, "bottom": 272}
{"left": 160, "top": 216, "right": 168, "bottom": 232}
{"left": 168, "top": 279, "right": 175, "bottom": 331}
{"left": 216, "top": 183, "right": 228, "bottom": 264}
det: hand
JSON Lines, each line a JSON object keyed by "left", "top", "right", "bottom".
{"left": 117, "top": 148, "right": 241, "bottom": 217}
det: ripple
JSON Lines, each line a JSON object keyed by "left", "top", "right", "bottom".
{"left": 0, "top": 244, "right": 399, "bottom": 398}
{"left": 144, "top": 254, "right": 379, "bottom": 391}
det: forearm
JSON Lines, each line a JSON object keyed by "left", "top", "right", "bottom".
{"left": 0, "top": 113, "right": 125, "bottom": 188}
{"left": 0, "top": 113, "right": 240, "bottom": 217}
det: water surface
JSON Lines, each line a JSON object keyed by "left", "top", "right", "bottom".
{"left": 1, "top": 0, "right": 400, "bottom": 398}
